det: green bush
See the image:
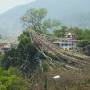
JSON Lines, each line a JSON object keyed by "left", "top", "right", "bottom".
{"left": 0, "top": 68, "right": 30, "bottom": 90}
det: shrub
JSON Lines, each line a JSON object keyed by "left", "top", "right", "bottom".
{"left": 0, "top": 68, "right": 30, "bottom": 90}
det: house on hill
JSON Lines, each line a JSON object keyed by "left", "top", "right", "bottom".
{"left": 0, "top": 40, "right": 11, "bottom": 54}
{"left": 0, "top": 39, "right": 18, "bottom": 54}
{"left": 53, "top": 32, "right": 77, "bottom": 51}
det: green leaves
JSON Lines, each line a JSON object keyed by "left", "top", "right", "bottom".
{"left": 0, "top": 68, "right": 29, "bottom": 90}
{"left": 1, "top": 31, "right": 40, "bottom": 76}
{"left": 21, "top": 8, "right": 47, "bottom": 33}
{"left": 21, "top": 8, "right": 61, "bottom": 34}
{"left": 53, "top": 26, "right": 67, "bottom": 38}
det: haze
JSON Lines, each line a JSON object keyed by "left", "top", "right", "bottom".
{"left": 0, "top": 0, "right": 36, "bottom": 14}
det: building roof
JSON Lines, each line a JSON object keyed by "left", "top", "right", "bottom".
{"left": 0, "top": 38, "right": 18, "bottom": 44}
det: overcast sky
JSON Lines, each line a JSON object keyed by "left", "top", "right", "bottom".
{"left": 0, "top": 0, "right": 36, "bottom": 14}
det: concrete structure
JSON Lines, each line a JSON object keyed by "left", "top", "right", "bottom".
{"left": 53, "top": 32, "right": 77, "bottom": 51}
{"left": 0, "top": 39, "right": 18, "bottom": 54}
{"left": 0, "top": 42, "right": 11, "bottom": 53}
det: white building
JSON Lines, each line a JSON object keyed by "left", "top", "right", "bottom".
{"left": 53, "top": 32, "right": 77, "bottom": 51}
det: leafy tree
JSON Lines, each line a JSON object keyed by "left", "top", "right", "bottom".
{"left": 53, "top": 26, "right": 67, "bottom": 38}
{"left": 21, "top": 8, "right": 61, "bottom": 34}
{"left": 18, "top": 31, "right": 40, "bottom": 74}
{"left": 1, "top": 31, "right": 40, "bottom": 76}
{"left": 0, "top": 68, "right": 29, "bottom": 90}
{"left": 21, "top": 8, "right": 47, "bottom": 33}
{"left": 68, "top": 27, "right": 90, "bottom": 40}
{"left": 82, "top": 29, "right": 90, "bottom": 40}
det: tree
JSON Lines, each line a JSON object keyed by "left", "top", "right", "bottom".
{"left": 1, "top": 8, "right": 61, "bottom": 77}
{"left": 0, "top": 68, "right": 29, "bottom": 90}
{"left": 1, "top": 31, "right": 40, "bottom": 76}
{"left": 77, "top": 41, "right": 90, "bottom": 55}
{"left": 70, "top": 28, "right": 90, "bottom": 40}
{"left": 18, "top": 32, "right": 40, "bottom": 75}
{"left": 53, "top": 26, "right": 67, "bottom": 38}
{"left": 21, "top": 8, "right": 61, "bottom": 34}
{"left": 21, "top": 8, "right": 47, "bottom": 33}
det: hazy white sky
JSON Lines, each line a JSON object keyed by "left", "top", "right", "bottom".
{"left": 0, "top": 0, "right": 36, "bottom": 14}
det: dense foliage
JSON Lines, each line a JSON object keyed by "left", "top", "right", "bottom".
{"left": 21, "top": 8, "right": 61, "bottom": 34}
{"left": 1, "top": 31, "right": 40, "bottom": 76}
{"left": 0, "top": 68, "right": 29, "bottom": 90}
{"left": 53, "top": 26, "right": 90, "bottom": 40}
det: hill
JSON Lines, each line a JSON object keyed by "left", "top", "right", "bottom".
{"left": 0, "top": 0, "right": 90, "bottom": 37}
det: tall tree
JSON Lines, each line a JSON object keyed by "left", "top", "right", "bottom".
{"left": 53, "top": 26, "right": 67, "bottom": 38}
{"left": 21, "top": 8, "right": 61, "bottom": 34}
{"left": 21, "top": 8, "right": 47, "bottom": 33}
{"left": 1, "top": 31, "right": 40, "bottom": 76}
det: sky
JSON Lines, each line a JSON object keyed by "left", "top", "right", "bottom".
{"left": 0, "top": 0, "right": 36, "bottom": 14}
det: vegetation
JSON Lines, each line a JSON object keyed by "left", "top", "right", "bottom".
{"left": 0, "top": 68, "right": 29, "bottom": 90}
{"left": 21, "top": 8, "right": 61, "bottom": 34}
{"left": 53, "top": 26, "right": 67, "bottom": 38}
{"left": 0, "top": 8, "right": 90, "bottom": 90}
{"left": 53, "top": 26, "right": 90, "bottom": 55}
{"left": 0, "top": 34, "right": 1, "bottom": 39}
{"left": 1, "top": 31, "right": 40, "bottom": 77}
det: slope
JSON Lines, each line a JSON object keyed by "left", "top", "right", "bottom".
{"left": 0, "top": 0, "right": 90, "bottom": 37}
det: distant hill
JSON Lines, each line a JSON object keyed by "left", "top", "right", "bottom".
{"left": 0, "top": 0, "right": 90, "bottom": 37}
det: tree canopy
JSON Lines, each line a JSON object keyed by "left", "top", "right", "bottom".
{"left": 0, "top": 68, "right": 29, "bottom": 90}
{"left": 21, "top": 8, "right": 61, "bottom": 34}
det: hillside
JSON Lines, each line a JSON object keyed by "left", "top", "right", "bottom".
{"left": 0, "top": 0, "right": 90, "bottom": 37}
{"left": 1, "top": 30, "right": 90, "bottom": 90}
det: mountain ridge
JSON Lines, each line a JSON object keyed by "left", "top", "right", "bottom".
{"left": 0, "top": 0, "right": 90, "bottom": 37}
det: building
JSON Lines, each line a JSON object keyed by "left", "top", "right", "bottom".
{"left": 53, "top": 32, "right": 77, "bottom": 51}
{"left": 0, "top": 39, "right": 18, "bottom": 54}
{"left": 0, "top": 42, "right": 11, "bottom": 54}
